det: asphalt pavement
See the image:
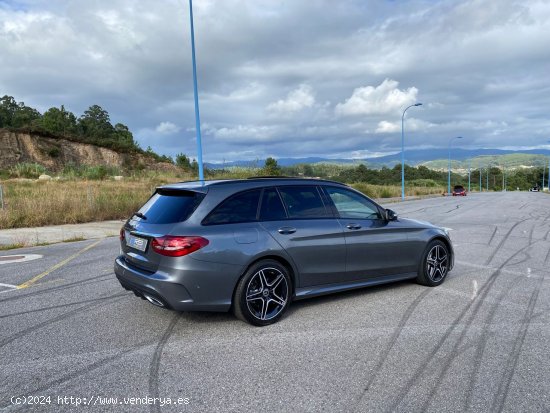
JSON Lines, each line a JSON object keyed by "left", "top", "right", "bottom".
{"left": 0, "top": 192, "right": 549, "bottom": 412}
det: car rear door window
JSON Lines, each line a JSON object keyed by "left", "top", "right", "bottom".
{"left": 277, "top": 186, "right": 329, "bottom": 219}
{"left": 324, "top": 187, "right": 382, "bottom": 219}
{"left": 202, "top": 189, "right": 261, "bottom": 225}
{"left": 259, "top": 188, "right": 287, "bottom": 221}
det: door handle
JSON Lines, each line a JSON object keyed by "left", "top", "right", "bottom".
{"left": 346, "top": 223, "right": 362, "bottom": 230}
{"left": 278, "top": 227, "right": 297, "bottom": 235}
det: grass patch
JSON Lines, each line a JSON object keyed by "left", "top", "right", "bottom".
{"left": 351, "top": 182, "right": 445, "bottom": 199}
{"left": 63, "top": 235, "right": 87, "bottom": 243}
{"left": 0, "top": 242, "right": 26, "bottom": 250}
{"left": 0, "top": 178, "right": 182, "bottom": 229}
{"left": 0, "top": 172, "right": 447, "bottom": 229}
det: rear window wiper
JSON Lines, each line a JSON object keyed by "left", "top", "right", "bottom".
{"left": 132, "top": 212, "right": 147, "bottom": 220}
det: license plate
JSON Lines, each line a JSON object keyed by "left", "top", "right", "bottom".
{"left": 126, "top": 234, "right": 148, "bottom": 252}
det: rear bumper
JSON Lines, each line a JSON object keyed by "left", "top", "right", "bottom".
{"left": 114, "top": 255, "right": 244, "bottom": 312}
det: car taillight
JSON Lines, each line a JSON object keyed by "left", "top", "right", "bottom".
{"left": 151, "top": 236, "right": 209, "bottom": 257}
{"left": 120, "top": 227, "right": 125, "bottom": 241}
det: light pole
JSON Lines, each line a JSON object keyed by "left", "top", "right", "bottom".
{"left": 448, "top": 136, "right": 463, "bottom": 194}
{"left": 543, "top": 163, "right": 546, "bottom": 190}
{"left": 189, "top": 0, "right": 204, "bottom": 182}
{"left": 487, "top": 162, "right": 491, "bottom": 192}
{"left": 401, "top": 103, "right": 422, "bottom": 200}
{"left": 479, "top": 161, "right": 482, "bottom": 192}
{"left": 468, "top": 158, "right": 471, "bottom": 192}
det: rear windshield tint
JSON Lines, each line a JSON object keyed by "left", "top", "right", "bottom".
{"left": 136, "top": 189, "right": 204, "bottom": 224}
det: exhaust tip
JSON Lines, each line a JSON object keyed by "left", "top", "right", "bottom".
{"left": 143, "top": 294, "right": 165, "bottom": 308}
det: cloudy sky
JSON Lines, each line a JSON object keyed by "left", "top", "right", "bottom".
{"left": 1, "top": 0, "right": 549, "bottom": 162}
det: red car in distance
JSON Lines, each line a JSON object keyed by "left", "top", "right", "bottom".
{"left": 452, "top": 185, "right": 467, "bottom": 196}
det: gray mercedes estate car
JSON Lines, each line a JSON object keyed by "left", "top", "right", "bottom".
{"left": 114, "top": 178, "right": 454, "bottom": 326}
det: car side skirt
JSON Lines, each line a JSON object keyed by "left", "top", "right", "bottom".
{"left": 294, "top": 272, "right": 418, "bottom": 300}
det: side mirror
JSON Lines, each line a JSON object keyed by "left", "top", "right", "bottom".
{"left": 386, "top": 209, "right": 398, "bottom": 221}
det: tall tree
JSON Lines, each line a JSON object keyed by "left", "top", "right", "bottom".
{"left": 263, "top": 157, "right": 281, "bottom": 176}
{"left": 113, "top": 122, "right": 136, "bottom": 147}
{"left": 78, "top": 104, "right": 114, "bottom": 141}
{"left": 0, "top": 95, "right": 18, "bottom": 127}
{"left": 41, "top": 105, "right": 77, "bottom": 136}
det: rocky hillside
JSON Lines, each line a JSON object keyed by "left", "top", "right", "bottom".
{"left": 0, "top": 129, "right": 177, "bottom": 172}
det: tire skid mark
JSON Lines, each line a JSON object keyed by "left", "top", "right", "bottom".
{"left": 425, "top": 222, "right": 540, "bottom": 412}
{"left": 0, "top": 341, "right": 154, "bottom": 411}
{"left": 350, "top": 289, "right": 431, "bottom": 412}
{"left": 486, "top": 226, "right": 498, "bottom": 246}
{"left": 528, "top": 224, "right": 535, "bottom": 244}
{"left": 490, "top": 272, "right": 545, "bottom": 412}
{"left": 0, "top": 295, "right": 126, "bottom": 349}
{"left": 418, "top": 270, "right": 525, "bottom": 413}
{"left": 148, "top": 313, "right": 180, "bottom": 413}
{"left": 485, "top": 218, "right": 529, "bottom": 265}
{"left": 0, "top": 292, "right": 128, "bottom": 320}
{"left": 0, "top": 274, "right": 112, "bottom": 303}
{"left": 384, "top": 238, "right": 542, "bottom": 413}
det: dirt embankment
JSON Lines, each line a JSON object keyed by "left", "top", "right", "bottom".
{"left": 0, "top": 130, "right": 177, "bottom": 172}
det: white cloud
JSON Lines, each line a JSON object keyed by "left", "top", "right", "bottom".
{"left": 376, "top": 118, "right": 436, "bottom": 134}
{"left": 267, "top": 84, "right": 315, "bottom": 115}
{"left": 155, "top": 121, "right": 180, "bottom": 134}
{"left": 335, "top": 79, "right": 418, "bottom": 117}
{"left": 375, "top": 121, "right": 401, "bottom": 134}
{"left": 204, "top": 124, "right": 282, "bottom": 142}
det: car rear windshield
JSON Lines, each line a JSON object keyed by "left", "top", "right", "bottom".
{"left": 136, "top": 189, "right": 204, "bottom": 224}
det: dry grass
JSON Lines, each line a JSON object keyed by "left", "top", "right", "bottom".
{"left": 350, "top": 182, "right": 446, "bottom": 199}
{"left": 0, "top": 176, "right": 446, "bottom": 229}
{"left": 0, "top": 178, "right": 182, "bottom": 229}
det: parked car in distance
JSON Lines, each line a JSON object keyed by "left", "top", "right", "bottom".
{"left": 114, "top": 178, "right": 454, "bottom": 326}
{"left": 452, "top": 185, "right": 467, "bottom": 196}
{"left": 529, "top": 185, "right": 540, "bottom": 192}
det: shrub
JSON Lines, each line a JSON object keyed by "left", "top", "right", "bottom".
{"left": 9, "top": 163, "right": 46, "bottom": 179}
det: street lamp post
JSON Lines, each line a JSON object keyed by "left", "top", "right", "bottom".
{"left": 468, "top": 158, "right": 471, "bottom": 192}
{"left": 448, "top": 136, "right": 463, "bottom": 195}
{"left": 487, "top": 162, "right": 491, "bottom": 192}
{"left": 479, "top": 162, "right": 482, "bottom": 192}
{"left": 401, "top": 103, "right": 422, "bottom": 200}
{"left": 542, "top": 162, "right": 546, "bottom": 192}
{"left": 188, "top": 0, "right": 204, "bottom": 181}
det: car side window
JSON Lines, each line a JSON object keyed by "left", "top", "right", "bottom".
{"left": 325, "top": 187, "right": 381, "bottom": 220}
{"left": 202, "top": 189, "right": 261, "bottom": 225}
{"left": 277, "top": 186, "right": 329, "bottom": 219}
{"left": 259, "top": 188, "right": 288, "bottom": 221}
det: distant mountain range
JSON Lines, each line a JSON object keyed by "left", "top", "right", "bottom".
{"left": 205, "top": 148, "right": 550, "bottom": 169}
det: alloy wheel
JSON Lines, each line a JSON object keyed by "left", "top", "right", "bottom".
{"left": 426, "top": 244, "right": 448, "bottom": 282}
{"left": 245, "top": 267, "right": 289, "bottom": 321}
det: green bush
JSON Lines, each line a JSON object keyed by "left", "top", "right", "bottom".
{"left": 47, "top": 147, "right": 61, "bottom": 158}
{"left": 409, "top": 179, "right": 440, "bottom": 187}
{"left": 9, "top": 163, "right": 47, "bottom": 179}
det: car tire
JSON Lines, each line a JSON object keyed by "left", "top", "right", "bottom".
{"left": 233, "top": 259, "right": 292, "bottom": 326}
{"left": 416, "top": 240, "right": 450, "bottom": 287}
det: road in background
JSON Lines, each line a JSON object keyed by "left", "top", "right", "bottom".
{"left": 1, "top": 192, "right": 549, "bottom": 412}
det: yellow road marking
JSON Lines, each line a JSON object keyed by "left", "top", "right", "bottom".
{"left": 17, "top": 239, "right": 102, "bottom": 289}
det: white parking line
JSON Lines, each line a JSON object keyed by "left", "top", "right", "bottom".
{"left": 0, "top": 254, "right": 43, "bottom": 265}
{"left": 0, "top": 283, "right": 18, "bottom": 293}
